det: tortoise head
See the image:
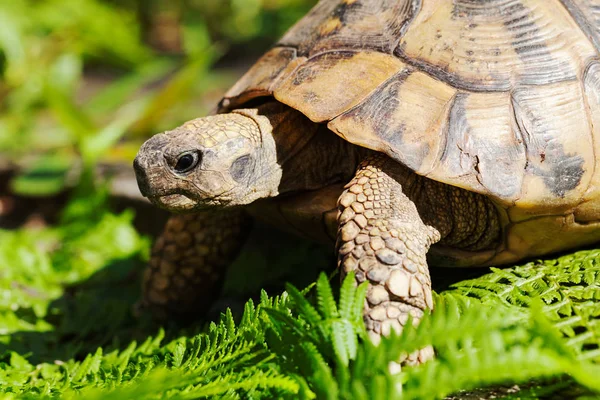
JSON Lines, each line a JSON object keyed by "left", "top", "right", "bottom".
{"left": 133, "top": 109, "right": 282, "bottom": 212}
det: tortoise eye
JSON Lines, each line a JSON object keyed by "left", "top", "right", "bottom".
{"left": 174, "top": 152, "right": 199, "bottom": 173}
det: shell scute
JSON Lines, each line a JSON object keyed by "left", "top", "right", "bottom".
{"left": 397, "top": 0, "right": 596, "bottom": 91}
{"left": 509, "top": 80, "right": 593, "bottom": 216}
{"left": 560, "top": 0, "right": 600, "bottom": 53}
{"left": 329, "top": 70, "right": 456, "bottom": 173}
{"left": 426, "top": 91, "right": 526, "bottom": 201}
{"left": 274, "top": 51, "right": 406, "bottom": 122}
{"left": 278, "top": 0, "right": 419, "bottom": 56}
{"left": 575, "top": 61, "right": 600, "bottom": 221}
{"left": 222, "top": 47, "right": 300, "bottom": 108}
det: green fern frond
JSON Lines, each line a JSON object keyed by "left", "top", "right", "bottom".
{"left": 265, "top": 273, "right": 406, "bottom": 399}
{"left": 1, "top": 290, "right": 303, "bottom": 399}
{"left": 339, "top": 272, "right": 369, "bottom": 333}
{"left": 364, "top": 292, "right": 597, "bottom": 399}
{"left": 332, "top": 320, "right": 356, "bottom": 366}
{"left": 338, "top": 272, "right": 356, "bottom": 320}
{"left": 71, "top": 348, "right": 103, "bottom": 383}
{"left": 268, "top": 270, "right": 600, "bottom": 399}
{"left": 449, "top": 249, "right": 600, "bottom": 362}
{"left": 351, "top": 281, "right": 369, "bottom": 327}
{"left": 299, "top": 341, "right": 339, "bottom": 400}
{"left": 400, "top": 303, "right": 600, "bottom": 400}
{"left": 284, "top": 281, "right": 322, "bottom": 327}
{"left": 316, "top": 273, "right": 338, "bottom": 320}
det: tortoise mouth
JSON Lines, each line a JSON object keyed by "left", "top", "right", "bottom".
{"left": 151, "top": 194, "right": 198, "bottom": 212}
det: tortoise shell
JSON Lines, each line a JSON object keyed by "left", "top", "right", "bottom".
{"left": 219, "top": 0, "right": 600, "bottom": 223}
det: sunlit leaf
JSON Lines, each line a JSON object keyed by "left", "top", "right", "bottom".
{"left": 10, "top": 153, "right": 75, "bottom": 196}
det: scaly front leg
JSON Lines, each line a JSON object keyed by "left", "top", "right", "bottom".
{"left": 336, "top": 156, "right": 440, "bottom": 364}
{"left": 140, "top": 209, "right": 251, "bottom": 320}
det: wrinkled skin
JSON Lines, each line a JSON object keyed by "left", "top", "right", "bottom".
{"left": 134, "top": 109, "right": 282, "bottom": 211}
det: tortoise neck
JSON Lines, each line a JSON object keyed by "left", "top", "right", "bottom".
{"left": 254, "top": 102, "right": 364, "bottom": 195}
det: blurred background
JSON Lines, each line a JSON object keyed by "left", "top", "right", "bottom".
{"left": 0, "top": 0, "right": 315, "bottom": 217}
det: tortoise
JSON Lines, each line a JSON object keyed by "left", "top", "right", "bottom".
{"left": 133, "top": 0, "right": 600, "bottom": 364}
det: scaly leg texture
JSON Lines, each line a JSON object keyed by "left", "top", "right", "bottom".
{"left": 141, "top": 209, "right": 251, "bottom": 320}
{"left": 337, "top": 157, "right": 440, "bottom": 364}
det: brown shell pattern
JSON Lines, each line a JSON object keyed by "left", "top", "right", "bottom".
{"left": 220, "top": 0, "right": 600, "bottom": 211}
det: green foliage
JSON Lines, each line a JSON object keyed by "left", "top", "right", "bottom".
{"left": 397, "top": 294, "right": 600, "bottom": 400}
{"left": 448, "top": 251, "right": 600, "bottom": 363}
{"left": 0, "top": 0, "right": 152, "bottom": 157}
{"left": 2, "top": 201, "right": 600, "bottom": 399}
{"left": 262, "top": 271, "right": 600, "bottom": 400}
{"left": 190, "top": 0, "right": 316, "bottom": 44}
{"left": 0, "top": 189, "right": 299, "bottom": 399}
{"left": 0, "top": 300, "right": 300, "bottom": 399}
{"left": 0, "top": 189, "right": 150, "bottom": 363}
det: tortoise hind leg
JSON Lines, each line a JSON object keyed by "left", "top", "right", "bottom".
{"left": 140, "top": 209, "right": 251, "bottom": 320}
{"left": 336, "top": 156, "right": 440, "bottom": 364}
